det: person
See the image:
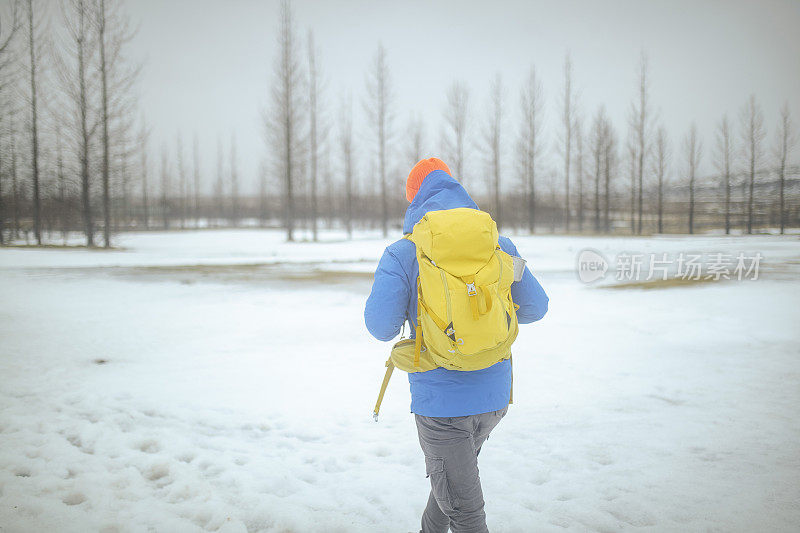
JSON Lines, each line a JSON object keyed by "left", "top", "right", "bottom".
{"left": 364, "top": 158, "right": 549, "bottom": 533}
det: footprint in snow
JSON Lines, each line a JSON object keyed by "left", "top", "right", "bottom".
{"left": 63, "top": 492, "right": 86, "bottom": 506}
{"left": 136, "top": 439, "right": 161, "bottom": 453}
{"left": 144, "top": 463, "right": 170, "bottom": 482}
{"left": 177, "top": 451, "right": 196, "bottom": 463}
{"left": 67, "top": 434, "right": 94, "bottom": 454}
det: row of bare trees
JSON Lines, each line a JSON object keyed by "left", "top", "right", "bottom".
{"left": 1, "top": 0, "right": 798, "bottom": 247}
{"left": 0, "top": 0, "right": 140, "bottom": 247}
{"left": 265, "top": 0, "right": 797, "bottom": 241}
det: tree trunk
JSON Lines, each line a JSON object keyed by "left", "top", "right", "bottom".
{"left": 345, "top": 145, "right": 353, "bottom": 240}
{"left": 576, "top": 120, "right": 583, "bottom": 232}
{"left": 657, "top": 169, "right": 663, "bottom": 234}
{"left": 724, "top": 163, "right": 730, "bottom": 235}
{"left": 494, "top": 147, "right": 501, "bottom": 230}
{"left": 77, "top": 0, "right": 94, "bottom": 246}
{"left": 747, "top": 139, "right": 755, "bottom": 234}
{"left": 98, "top": 0, "right": 111, "bottom": 247}
{"left": 26, "top": 0, "right": 41, "bottom": 244}
{"left": 161, "top": 150, "right": 169, "bottom": 230}
{"left": 593, "top": 141, "right": 601, "bottom": 232}
{"left": 528, "top": 165, "right": 535, "bottom": 234}
{"left": 193, "top": 136, "right": 200, "bottom": 227}
{"left": 688, "top": 165, "right": 694, "bottom": 234}
{"left": 308, "top": 32, "right": 318, "bottom": 241}
{"left": 12, "top": 135, "right": 20, "bottom": 238}
{"left": 141, "top": 146, "right": 149, "bottom": 230}
{"left": 603, "top": 141, "right": 611, "bottom": 234}
{"left": 379, "top": 100, "right": 387, "bottom": 238}
{"left": 629, "top": 148, "right": 636, "bottom": 234}
{"left": 58, "top": 131, "right": 67, "bottom": 242}
{"left": 0, "top": 144, "right": 4, "bottom": 245}
{"left": 229, "top": 135, "right": 238, "bottom": 227}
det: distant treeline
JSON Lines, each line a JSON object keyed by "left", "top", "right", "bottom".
{"left": 1, "top": 0, "right": 798, "bottom": 248}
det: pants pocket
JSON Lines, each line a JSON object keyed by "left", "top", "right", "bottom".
{"left": 424, "top": 456, "right": 454, "bottom": 513}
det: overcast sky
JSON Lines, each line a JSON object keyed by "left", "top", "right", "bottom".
{"left": 127, "top": 0, "right": 800, "bottom": 195}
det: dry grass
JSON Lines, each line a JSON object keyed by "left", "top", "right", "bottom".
{"left": 109, "top": 263, "right": 374, "bottom": 285}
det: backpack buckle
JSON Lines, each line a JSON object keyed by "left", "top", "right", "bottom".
{"left": 466, "top": 282, "right": 477, "bottom": 296}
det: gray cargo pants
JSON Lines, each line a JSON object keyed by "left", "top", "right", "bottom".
{"left": 415, "top": 406, "right": 508, "bottom": 533}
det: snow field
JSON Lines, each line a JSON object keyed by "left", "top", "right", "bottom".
{"left": 1, "top": 230, "right": 799, "bottom": 532}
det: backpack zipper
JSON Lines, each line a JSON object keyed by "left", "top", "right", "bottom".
{"left": 440, "top": 268, "right": 453, "bottom": 326}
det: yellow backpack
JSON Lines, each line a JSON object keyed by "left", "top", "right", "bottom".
{"left": 372, "top": 207, "right": 519, "bottom": 420}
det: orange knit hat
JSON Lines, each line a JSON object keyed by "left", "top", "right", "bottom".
{"left": 406, "top": 157, "right": 452, "bottom": 202}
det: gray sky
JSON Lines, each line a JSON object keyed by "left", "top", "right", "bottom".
{"left": 128, "top": 0, "right": 800, "bottom": 195}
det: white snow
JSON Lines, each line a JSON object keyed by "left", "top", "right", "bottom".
{"left": 1, "top": 229, "right": 799, "bottom": 532}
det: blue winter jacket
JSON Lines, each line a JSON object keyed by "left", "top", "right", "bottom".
{"left": 364, "top": 170, "right": 549, "bottom": 417}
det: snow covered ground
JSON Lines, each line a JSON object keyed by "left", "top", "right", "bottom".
{"left": 1, "top": 229, "right": 799, "bottom": 532}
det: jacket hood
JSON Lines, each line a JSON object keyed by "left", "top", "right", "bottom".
{"left": 402, "top": 170, "right": 479, "bottom": 234}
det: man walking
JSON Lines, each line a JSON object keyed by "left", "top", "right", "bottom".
{"left": 364, "top": 158, "right": 549, "bottom": 532}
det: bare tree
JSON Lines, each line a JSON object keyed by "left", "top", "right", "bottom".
{"left": 95, "top": 0, "right": 139, "bottom": 246}
{"left": 482, "top": 73, "right": 505, "bottom": 229}
{"left": 684, "top": 123, "right": 702, "bottom": 234}
{"left": 160, "top": 145, "right": 169, "bottom": 229}
{"left": 214, "top": 137, "right": 224, "bottom": 225}
{"left": 517, "top": 66, "right": 543, "bottom": 233}
{"left": 137, "top": 118, "right": 149, "bottom": 229}
{"left": 589, "top": 106, "right": 607, "bottom": 232}
{"left": 560, "top": 53, "right": 574, "bottom": 231}
{"left": 97, "top": 0, "right": 111, "bottom": 244}
{"left": 630, "top": 52, "right": 651, "bottom": 234}
{"left": 320, "top": 143, "right": 333, "bottom": 228}
{"left": 0, "top": 124, "right": 5, "bottom": 244}
{"left": 192, "top": 133, "right": 200, "bottom": 226}
{"left": 114, "top": 118, "right": 135, "bottom": 230}
{"left": 653, "top": 126, "right": 669, "bottom": 234}
{"left": 442, "top": 80, "right": 469, "bottom": 182}
{"left": 229, "top": 132, "right": 239, "bottom": 226}
{"left": 176, "top": 133, "right": 186, "bottom": 228}
{"left": 364, "top": 43, "right": 392, "bottom": 237}
{"left": 603, "top": 120, "right": 616, "bottom": 233}
{"left": 548, "top": 169, "right": 558, "bottom": 233}
{"left": 773, "top": 103, "right": 795, "bottom": 235}
{"left": 257, "top": 158, "right": 268, "bottom": 226}
{"left": 574, "top": 113, "right": 585, "bottom": 231}
{"left": 265, "top": 0, "right": 305, "bottom": 241}
{"left": 339, "top": 94, "right": 355, "bottom": 239}
{"left": 307, "top": 29, "right": 320, "bottom": 240}
{"left": 739, "top": 94, "right": 765, "bottom": 234}
{"left": 24, "top": 0, "right": 44, "bottom": 244}
{"left": 715, "top": 115, "right": 733, "bottom": 234}
{"left": 626, "top": 139, "right": 636, "bottom": 233}
{"left": 0, "top": 0, "right": 22, "bottom": 244}
{"left": 405, "top": 112, "right": 425, "bottom": 168}
{"left": 11, "top": 120, "right": 21, "bottom": 238}
{"left": 56, "top": 0, "right": 97, "bottom": 246}
{"left": 56, "top": 125, "right": 67, "bottom": 240}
